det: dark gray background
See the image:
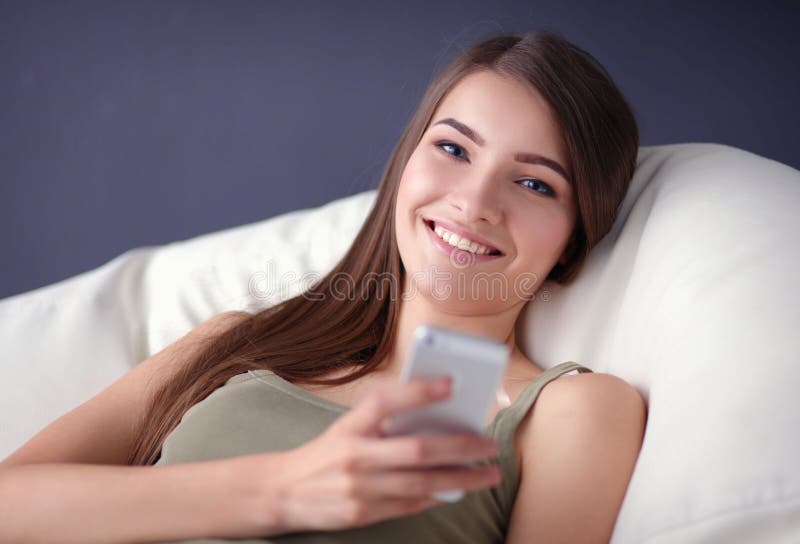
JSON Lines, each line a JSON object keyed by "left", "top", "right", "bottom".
{"left": 2, "top": 0, "right": 798, "bottom": 300}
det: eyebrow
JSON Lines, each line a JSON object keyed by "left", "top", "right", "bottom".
{"left": 432, "top": 117, "right": 572, "bottom": 185}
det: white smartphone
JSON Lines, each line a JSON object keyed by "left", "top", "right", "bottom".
{"left": 384, "top": 324, "right": 510, "bottom": 502}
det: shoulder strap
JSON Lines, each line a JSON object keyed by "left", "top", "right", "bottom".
{"left": 493, "top": 361, "right": 593, "bottom": 438}
{"left": 486, "top": 361, "right": 593, "bottom": 515}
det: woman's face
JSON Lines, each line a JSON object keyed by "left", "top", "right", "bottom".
{"left": 395, "top": 69, "right": 577, "bottom": 314}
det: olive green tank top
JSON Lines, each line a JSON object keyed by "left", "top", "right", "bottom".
{"left": 155, "top": 361, "right": 592, "bottom": 543}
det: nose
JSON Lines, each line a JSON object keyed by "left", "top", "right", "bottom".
{"left": 446, "top": 173, "right": 503, "bottom": 225}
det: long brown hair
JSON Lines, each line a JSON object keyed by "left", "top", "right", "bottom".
{"left": 128, "top": 30, "right": 639, "bottom": 466}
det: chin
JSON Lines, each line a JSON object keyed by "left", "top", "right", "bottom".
{"left": 403, "top": 268, "right": 523, "bottom": 309}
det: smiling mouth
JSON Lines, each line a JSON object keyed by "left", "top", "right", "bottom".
{"left": 423, "top": 219, "right": 503, "bottom": 257}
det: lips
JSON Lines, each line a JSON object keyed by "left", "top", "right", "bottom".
{"left": 423, "top": 218, "right": 504, "bottom": 256}
{"left": 422, "top": 219, "right": 505, "bottom": 265}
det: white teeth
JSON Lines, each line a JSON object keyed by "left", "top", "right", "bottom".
{"left": 432, "top": 223, "right": 494, "bottom": 255}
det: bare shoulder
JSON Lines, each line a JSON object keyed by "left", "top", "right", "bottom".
{"left": 526, "top": 371, "right": 647, "bottom": 473}
{"left": 506, "top": 372, "right": 647, "bottom": 543}
{"left": 538, "top": 371, "right": 646, "bottom": 419}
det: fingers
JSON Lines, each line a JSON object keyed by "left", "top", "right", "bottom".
{"left": 333, "top": 464, "right": 503, "bottom": 528}
{"left": 346, "top": 433, "right": 499, "bottom": 470}
{"left": 337, "top": 377, "right": 452, "bottom": 437}
{"left": 352, "top": 464, "right": 503, "bottom": 500}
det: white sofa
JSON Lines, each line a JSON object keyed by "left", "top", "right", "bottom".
{"left": 1, "top": 143, "right": 798, "bottom": 543}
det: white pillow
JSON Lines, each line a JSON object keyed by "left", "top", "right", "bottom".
{"left": 1, "top": 143, "right": 798, "bottom": 543}
{"left": 0, "top": 192, "right": 373, "bottom": 460}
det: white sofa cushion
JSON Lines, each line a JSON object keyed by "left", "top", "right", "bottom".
{"left": 1, "top": 143, "right": 798, "bottom": 543}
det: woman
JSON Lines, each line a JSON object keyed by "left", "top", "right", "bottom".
{"left": 0, "top": 30, "right": 645, "bottom": 543}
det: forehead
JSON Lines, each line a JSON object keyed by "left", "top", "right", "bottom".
{"left": 429, "top": 70, "right": 568, "bottom": 167}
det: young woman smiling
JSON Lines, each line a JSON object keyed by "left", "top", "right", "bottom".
{"left": 0, "top": 30, "right": 645, "bottom": 543}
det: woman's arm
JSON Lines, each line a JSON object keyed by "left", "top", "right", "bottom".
{"left": 0, "top": 376, "right": 501, "bottom": 543}
{"left": 506, "top": 373, "right": 647, "bottom": 543}
{"left": 0, "top": 457, "right": 273, "bottom": 544}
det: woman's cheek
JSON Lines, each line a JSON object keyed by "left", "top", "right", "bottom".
{"left": 420, "top": 156, "right": 457, "bottom": 194}
{"left": 401, "top": 146, "right": 464, "bottom": 204}
{"left": 542, "top": 212, "right": 575, "bottom": 259}
{"left": 403, "top": 156, "right": 444, "bottom": 198}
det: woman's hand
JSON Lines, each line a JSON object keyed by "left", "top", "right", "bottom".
{"left": 250, "top": 376, "right": 502, "bottom": 535}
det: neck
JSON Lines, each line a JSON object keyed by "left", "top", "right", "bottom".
{"left": 376, "top": 288, "right": 528, "bottom": 379}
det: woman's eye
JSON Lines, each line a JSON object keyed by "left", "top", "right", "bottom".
{"left": 435, "top": 141, "right": 468, "bottom": 161}
{"left": 519, "top": 178, "right": 556, "bottom": 197}
{"left": 435, "top": 141, "right": 555, "bottom": 197}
